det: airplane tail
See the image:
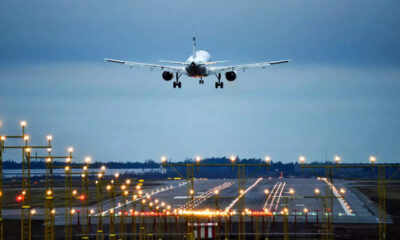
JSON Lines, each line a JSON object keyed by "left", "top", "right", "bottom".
{"left": 192, "top": 36, "right": 197, "bottom": 59}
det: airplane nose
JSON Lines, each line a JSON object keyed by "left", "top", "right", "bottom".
{"left": 191, "top": 62, "right": 195, "bottom": 66}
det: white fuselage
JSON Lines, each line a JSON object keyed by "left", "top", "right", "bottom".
{"left": 185, "top": 50, "right": 211, "bottom": 77}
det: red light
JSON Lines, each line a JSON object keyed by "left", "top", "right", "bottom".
{"left": 16, "top": 195, "right": 24, "bottom": 202}
{"left": 79, "top": 195, "right": 86, "bottom": 201}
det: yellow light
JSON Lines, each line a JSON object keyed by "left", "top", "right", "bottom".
{"left": 334, "top": 155, "right": 341, "bottom": 163}
{"left": 138, "top": 190, "right": 143, "bottom": 195}
{"left": 303, "top": 208, "right": 309, "bottom": 213}
{"left": 265, "top": 156, "right": 271, "bottom": 163}
{"left": 264, "top": 189, "right": 269, "bottom": 195}
{"left": 51, "top": 209, "right": 56, "bottom": 215}
{"left": 20, "top": 121, "right": 27, "bottom": 127}
{"left": 46, "top": 158, "right": 52, "bottom": 163}
{"left": 106, "top": 185, "right": 112, "bottom": 191}
{"left": 314, "top": 188, "right": 320, "bottom": 195}
{"left": 167, "top": 205, "right": 171, "bottom": 210}
{"left": 121, "top": 185, "right": 127, "bottom": 190}
{"left": 72, "top": 189, "right": 78, "bottom": 195}
{"left": 101, "top": 165, "right": 106, "bottom": 171}
{"left": 133, "top": 195, "right": 138, "bottom": 200}
{"left": 83, "top": 166, "right": 88, "bottom": 171}
{"left": 214, "top": 189, "right": 219, "bottom": 195}
{"left": 46, "top": 189, "right": 52, "bottom": 195}
{"left": 299, "top": 156, "right": 306, "bottom": 164}
{"left": 65, "top": 157, "right": 71, "bottom": 163}
{"left": 24, "top": 135, "right": 29, "bottom": 141}
{"left": 22, "top": 190, "right": 26, "bottom": 195}
{"left": 47, "top": 148, "right": 52, "bottom": 152}
{"left": 84, "top": 156, "right": 91, "bottom": 164}
{"left": 126, "top": 179, "right": 131, "bottom": 185}
{"left": 71, "top": 209, "right": 76, "bottom": 215}
{"left": 114, "top": 173, "right": 120, "bottom": 178}
{"left": 161, "top": 156, "right": 167, "bottom": 163}
{"left": 154, "top": 199, "right": 159, "bottom": 204}
{"left": 31, "top": 209, "right": 36, "bottom": 215}
{"left": 81, "top": 174, "right": 86, "bottom": 178}
{"left": 65, "top": 166, "right": 70, "bottom": 172}
{"left": 239, "top": 189, "right": 244, "bottom": 194}
{"left": 68, "top": 147, "right": 74, "bottom": 153}
{"left": 142, "top": 199, "right": 146, "bottom": 204}
{"left": 136, "top": 185, "right": 141, "bottom": 190}
{"left": 190, "top": 189, "right": 195, "bottom": 195}
{"left": 195, "top": 156, "right": 202, "bottom": 163}
{"left": 1, "top": 136, "right": 6, "bottom": 141}
{"left": 340, "top": 188, "right": 346, "bottom": 194}
{"left": 283, "top": 207, "right": 289, "bottom": 213}
{"left": 90, "top": 209, "right": 95, "bottom": 214}
{"left": 110, "top": 209, "right": 114, "bottom": 214}
{"left": 230, "top": 155, "right": 236, "bottom": 163}
{"left": 369, "top": 155, "right": 376, "bottom": 163}
{"left": 289, "top": 188, "right": 295, "bottom": 195}
{"left": 47, "top": 135, "right": 52, "bottom": 141}
{"left": 98, "top": 173, "right": 103, "bottom": 178}
{"left": 25, "top": 148, "right": 31, "bottom": 153}
{"left": 161, "top": 202, "right": 165, "bottom": 207}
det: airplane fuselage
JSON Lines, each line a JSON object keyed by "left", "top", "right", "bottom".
{"left": 185, "top": 50, "right": 211, "bottom": 77}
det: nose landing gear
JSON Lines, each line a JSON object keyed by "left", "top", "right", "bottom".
{"left": 215, "top": 73, "right": 223, "bottom": 89}
{"left": 199, "top": 78, "right": 204, "bottom": 85}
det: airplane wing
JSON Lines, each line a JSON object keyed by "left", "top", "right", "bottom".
{"left": 104, "top": 58, "right": 186, "bottom": 73}
{"left": 208, "top": 59, "right": 290, "bottom": 74}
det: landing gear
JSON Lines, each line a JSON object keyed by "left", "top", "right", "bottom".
{"left": 215, "top": 82, "right": 224, "bottom": 89}
{"left": 173, "top": 81, "right": 181, "bottom": 88}
{"left": 173, "top": 72, "right": 182, "bottom": 88}
{"left": 215, "top": 73, "right": 223, "bottom": 89}
{"left": 199, "top": 78, "right": 204, "bottom": 85}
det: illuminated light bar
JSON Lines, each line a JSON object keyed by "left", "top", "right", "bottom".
{"left": 320, "top": 178, "right": 353, "bottom": 216}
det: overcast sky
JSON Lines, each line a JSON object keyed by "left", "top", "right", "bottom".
{"left": 1, "top": 0, "right": 400, "bottom": 163}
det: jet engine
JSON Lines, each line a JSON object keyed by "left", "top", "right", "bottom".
{"left": 162, "top": 71, "right": 174, "bottom": 81}
{"left": 225, "top": 71, "right": 236, "bottom": 81}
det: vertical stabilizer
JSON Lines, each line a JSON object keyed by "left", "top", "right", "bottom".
{"left": 192, "top": 36, "right": 197, "bottom": 59}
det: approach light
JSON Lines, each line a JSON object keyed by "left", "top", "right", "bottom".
{"left": 68, "top": 147, "right": 74, "bottom": 153}
{"left": 289, "top": 188, "right": 295, "bottom": 195}
{"left": 314, "top": 188, "right": 320, "bottom": 195}
{"left": 20, "top": 121, "right": 27, "bottom": 127}
{"left": 369, "top": 155, "right": 376, "bottom": 163}
{"left": 299, "top": 156, "right": 306, "bottom": 164}
{"left": 214, "top": 189, "right": 219, "bottom": 195}
{"left": 340, "top": 188, "right": 346, "bottom": 194}
{"left": 264, "top": 189, "right": 270, "bottom": 195}
{"left": 265, "top": 156, "right": 271, "bottom": 163}
{"left": 1, "top": 136, "right": 6, "bottom": 141}
{"left": 47, "top": 135, "right": 52, "bottom": 141}
{"left": 161, "top": 156, "right": 167, "bottom": 163}
{"left": 195, "top": 156, "right": 201, "bottom": 163}
{"left": 24, "top": 135, "right": 29, "bottom": 141}
{"left": 84, "top": 156, "right": 91, "bottom": 164}
{"left": 334, "top": 155, "right": 341, "bottom": 164}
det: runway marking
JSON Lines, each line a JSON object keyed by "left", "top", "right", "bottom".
{"left": 263, "top": 182, "right": 279, "bottom": 210}
{"left": 274, "top": 182, "right": 286, "bottom": 212}
{"left": 180, "top": 181, "right": 234, "bottom": 210}
{"left": 101, "top": 180, "right": 191, "bottom": 215}
{"left": 225, "top": 178, "right": 263, "bottom": 212}
{"left": 320, "top": 178, "right": 353, "bottom": 216}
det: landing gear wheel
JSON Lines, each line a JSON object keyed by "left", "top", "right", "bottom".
{"left": 173, "top": 82, "right": 177, "bottom": 88}
{"left": 215, "top": 82, "right": 224, "bottom": 89}
{"left": 178, "top": 82, "right": 182, "bottom": 88}
{"left": 199, "top": 80, "right": 204, "bottom": 85}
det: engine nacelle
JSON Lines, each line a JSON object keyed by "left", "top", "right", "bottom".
{"left": 225, "top": 71, "right": 236, "bottom": 81}
{"left": 162, "top": 71, "right": 174, "bottom": 81}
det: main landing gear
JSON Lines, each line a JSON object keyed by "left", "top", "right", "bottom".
{"left": 215, "top": 73, "right": 223, "bottom": 89}
{"left": 173, "top": 73, "right": 182, "bottom": 88}
{"left": 199, "top": 78, "right": 204, "bottom": 85}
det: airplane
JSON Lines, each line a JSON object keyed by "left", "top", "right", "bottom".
{"left": 104, "top": 37, "right": 290, "bottom": 89}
